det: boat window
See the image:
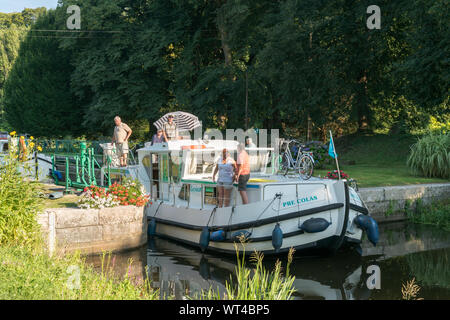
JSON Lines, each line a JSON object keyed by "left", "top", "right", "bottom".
{"left": 142, "top": 155, "right": 151, "bottom": 180}
{"left": 169, "top": 151, "right": 183, "bottom": 183}
{"left": 186, "top": 151, "right": 218, "bottom": 176}
{"left": 159, "top": 153, "right": 169, "bottom": 183}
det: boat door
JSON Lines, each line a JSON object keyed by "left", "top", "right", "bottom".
{"left": 144, "top": 151, "right": 184, "bottom": 202}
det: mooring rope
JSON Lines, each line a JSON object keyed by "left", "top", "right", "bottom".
{"left": 206, "top": 207, "right": 217, "bottom": 228}
{"left": 152, "top": 201, "right": 164, "bottom": 218}
{"left": 248, "top": 193, "right": 282, "bottom": 235}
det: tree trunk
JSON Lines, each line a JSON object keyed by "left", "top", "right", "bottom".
{"left": 216, "top": 5, "right": 232, "bottom": 66}
{"left": 356, "top": 71, "right": 371, "bottom": 132}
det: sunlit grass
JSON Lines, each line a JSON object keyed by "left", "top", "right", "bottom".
{"left": 0, "top": 245, "right": 159, "bottom": 300}
{"left": 313, "top": 133, "right": 448, "bottom": 188}
{"left": 315, "top": 165, "right": 447, "bottom": 188}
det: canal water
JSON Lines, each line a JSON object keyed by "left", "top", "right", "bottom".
{"left": 85, "top": 221, "right": 450, "bottom": 300}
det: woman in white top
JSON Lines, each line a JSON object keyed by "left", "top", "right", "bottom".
{"left": 212, "top": 148, "right": 237, "bottom": 208}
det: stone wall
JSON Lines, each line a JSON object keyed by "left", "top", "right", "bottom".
{"left": 37, "top": 206, "right": 147, "bottom": 255}
{"left": 358, "top": 183, "right": 450, "bottom": 223}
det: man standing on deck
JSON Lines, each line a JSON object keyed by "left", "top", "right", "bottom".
{"left": 236, "top": 143, "right": 250, "bottom": 205}
{"left": 162, "top": 114, "right": 181, "bottom": 141}
{"left": 112, "top": 116, "right": 132, "bottom": 167}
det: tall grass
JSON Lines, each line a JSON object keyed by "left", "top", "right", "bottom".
{"left": 407, "top": 133, "right": 450, "bottom": 179}
{"left": 196, "top": 241, "right": 296, "bottom": 300}
{"left": 0, "top": 245, "right": 159, "bottom": 300}
{"left": 401, "top": 278, "right": 423, "bottom": 300}
{"left": 406, "top": 198, "right": 450, "bottom": 231}
{"left": 0, "top": 152, "right": 43, "bottom": 245}
{"left": 0, "top": 152, "right": 161, "bottom": 300}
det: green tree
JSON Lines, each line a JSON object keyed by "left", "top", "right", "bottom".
{"left": 3, "top": 10, "right": 81, "bottom": 137}
{"left": 0, "top": 25, "right": 27, "bottom": 130}
{"left": 394, "top": 0, "right": 449, "bottom": 119}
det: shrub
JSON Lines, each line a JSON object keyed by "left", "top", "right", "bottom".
{"left": 407, "top": 133, "right": 449, "bottom": 179}
{"left": 0, "top": 152, "right": 42, "bottom": 245}
{"left": 428, "top": 116, "right": 450, "bottom": 134}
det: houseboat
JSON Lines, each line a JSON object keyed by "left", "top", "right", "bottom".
{"left": 116, "top": 137, "right": 379, "bottom": 255}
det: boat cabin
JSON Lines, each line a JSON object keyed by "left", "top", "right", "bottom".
{"left": 136, "top": 139, "right": 276, "bottom": 209}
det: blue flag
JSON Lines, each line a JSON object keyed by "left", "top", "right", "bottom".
{"left": 328, "top": 132, "right": 337, "bottom": 159}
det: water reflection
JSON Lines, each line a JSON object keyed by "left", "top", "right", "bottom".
{"left": 85, "top": 221, "right": 450, "bottom": 300}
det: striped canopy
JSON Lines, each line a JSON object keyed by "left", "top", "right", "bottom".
{"left": 154, "top": 111, "right": 201, "bottom": 131}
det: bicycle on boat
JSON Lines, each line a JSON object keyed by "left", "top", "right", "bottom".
{"left": 278, "top": 138, "right": 315, "bottom": 180}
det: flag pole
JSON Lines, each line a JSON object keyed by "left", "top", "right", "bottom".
{"left": 330, "top": 130, "right": 341, "bottom": 181}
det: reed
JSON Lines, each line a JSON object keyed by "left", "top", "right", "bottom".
{"left": 406, "top": 198, "right": 450, "bottom": 231}
{"left": 196, "top": 240, "right": 296, "bottom": 300}
{"left": 406, "top": 133, "right": 449, "bottom": 179}
{"left": 401, "top": 278, "right": 423, "bottom": 300}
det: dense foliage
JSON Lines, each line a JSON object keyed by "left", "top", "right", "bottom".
{"left": 1, "top": 1, "right": 449, "bottom": 139}
{"left": 0, "top": 8, "right": 46, "bottom": 130}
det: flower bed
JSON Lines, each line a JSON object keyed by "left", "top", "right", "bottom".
{"left": 78, "top": 178, "right": 150, "bottom": 209}
{"left": 325, "top": 169, "right": 350, "bottom": 180}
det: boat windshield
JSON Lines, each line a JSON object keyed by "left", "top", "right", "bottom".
{"left": 185, "top": 151, "right": 217, "bottom": 176}
{"left": 183, "top": 148, "right": 273, "bottom": 179}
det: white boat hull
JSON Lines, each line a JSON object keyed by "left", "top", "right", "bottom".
{"left": 146, "top": 180, "right": 369, "bottom": 255}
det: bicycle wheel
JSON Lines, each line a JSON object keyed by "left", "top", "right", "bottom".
{"left": 297, "top": 155, "right": 314, "bottom": 180}
{"left": 280, "top": 153, "right": 291, "bottom": 175}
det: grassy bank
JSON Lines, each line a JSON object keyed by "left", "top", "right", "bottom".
{"left": 0, "top": 153, "right": 156, "bottom": 300}
{"left": 314, "top": 133, "right": 449, "bottom": 188}
{"left": 0, "top": 245, "right": 158, "bottom": 300}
